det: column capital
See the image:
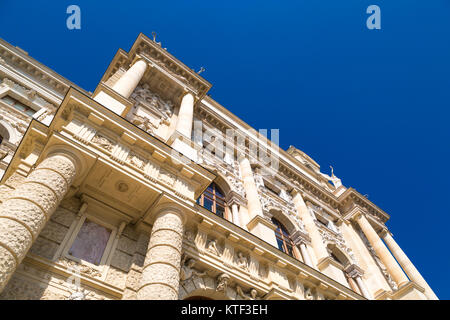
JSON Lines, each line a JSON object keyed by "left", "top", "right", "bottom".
{"left": 291, "top": 229, "right": 311, "bottom": 246}
{"left": 153, "top": 203, "right": 187, "bottom": 225}
{"left": 379, "top": 228, "right": 391, "bottom": 238}
{"left": 344, "top": 263, "right": 365, "bottom": 279}
{"left": 290, "top": 187, "right": 305, "bottom": 199}
{"left": 226, "top": 190, "right": 246, "bottom": 207}
{"left": 130, "top": 54, "right": 149, "bottom": 68}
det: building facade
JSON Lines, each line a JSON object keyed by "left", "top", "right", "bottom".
{"left": 0, "top": 34, "right": 437, "bottom": 300}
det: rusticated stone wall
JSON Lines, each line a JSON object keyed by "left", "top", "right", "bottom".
{"left": 0, "top": 153, "right": 77, "bottom": 292}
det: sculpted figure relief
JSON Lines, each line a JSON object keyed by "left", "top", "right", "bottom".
{"left": 91, "top": 135, "right": 114, "bottom": 152}
{"left": 66, "top": 286, "right": 86, "bottom": 300}
{"left": 206, "top": 239, "right": 221, "bottom": 256}
{"left": 236, "top": 285, "right": 258, "bottom": 300}
{"left": 236, "top": 252, "right": 249, "bottom": 271}
{"left": 216, "top": 273, "right": 230, "bottom": 292}
{"left": 304, "top": 287, "right": 315, "bottom": 300}
{"left": 184, "top": 230, "right": 195, "bottom": 242}
{"left": 180, "top": 256, "right": 206, "bottom": 282}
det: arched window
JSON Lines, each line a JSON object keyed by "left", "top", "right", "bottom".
{"left": 197, "top": 182, "right": 226, "bottom": 218}
{"left": 272, "top": 218, "right": 295, "bottom": 257}
{"left": 328, "top": 245, "right": 356, "bottom": 291}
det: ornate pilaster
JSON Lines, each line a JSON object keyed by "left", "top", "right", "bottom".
{"left": 291, "top": 190, "right": 329, "bottom": 267}
{"left": 0, "top": 152, "right": 79, "bottom": 292}
{"left": 137, "top": 206, "right": 185, "bottom": 300}
{"left": 239, "top": 157, "right": 263, "bottom": 219}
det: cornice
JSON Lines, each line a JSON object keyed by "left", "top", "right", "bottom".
{"left": 338, "top": 187, "right": 390, "bottom": 223}
{"left": 0, "top": 38, "right": 88, "bottom": 98}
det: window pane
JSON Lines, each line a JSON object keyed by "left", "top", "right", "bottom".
{"left": 1, "top": 96, "right": 14, "bottom": 105}
{"left": 276, "top": 237, "right": 285, "bottom": 253}
{"left": 203, "top": 197, "right": 213, "bottom": 212}
{"left": 216, "top": 205, "right": 225, "bottom": 218}
{"left": 25, "top": 108, "right": 36, "bottom": 116}
{"left": 69, "top": 219, "right": 111, "bottom": 265}
{"left": 13, "top": 104, "right": 26, "bottom": 112}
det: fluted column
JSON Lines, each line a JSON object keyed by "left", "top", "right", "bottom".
{"left": 354, "top": 213, "right": 409, "bottom": 288}
{"left": 112, "top": 59, "right": 148, "bottom": 98}
{"left": 381, "top": 231, "right": 438, "bottom": 300}
{"left": 291, "top": 190, "right": 329, "bottom": 265}
{"left": 175, "top": 93, "right": 195, "bottom": 138}
{"left": 0, "top": 152, "right": 78, "bottom": 292}
{"left": 239, "top": 157, "right": 263, "bottom": 218}
{"left": 137, "top": 206, "right": 185, "bottom": 300}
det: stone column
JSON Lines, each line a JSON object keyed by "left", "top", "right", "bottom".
{"left": 0, "top": 152, "right": 78, "bottom": 292}
{"left": 291, "top": 190, "right": 329, "bottom": 265}
{"left": 354, "top": 213, "right": 409, "bottom": 288}
{"left": 291, "top": 229, "right": 313, "bottom": 267}
{"left": 299, "top": 243, "right": 313, "bottom": 267}
{"left": 355, "top": 276, "right": 371, "bottom": 299}
{"left": 381, "top": 231, "right": 438, "bottom": 300}
{"left": 112, "top": 59, "right": 148, "bottom": 98}
{"left": 137, "top": 206, "right": 185, "bottom": 300}
{"left": 175, "top": 93, "right": 195, "bottom": 138}
{"left": 344, "top": 264, "right": 371, "bottom": 299}
{"left": 239, "top": 157, "right": 263, "bottom": 218}
{"left": 231, "top": 204, "right": 241, "bottom": 227}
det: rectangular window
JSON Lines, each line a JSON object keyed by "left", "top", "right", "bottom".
{"left": 68, "top": 219, "right": 112, "bottom": 265}
{"left": 1, "top": 95, "right": 36, "bottom": 116}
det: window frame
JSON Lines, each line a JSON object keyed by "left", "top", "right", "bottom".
{"left": 272, "top": 218, "right": 296, "bottom": 258}
{"left": 197, "top": 182, "right": 227, "bottom": 219}
{"left": 0, "top": 94, "right": 38, "bottom": 117}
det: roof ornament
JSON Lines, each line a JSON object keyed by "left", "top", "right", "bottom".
{"left": 318, "top": 165, "right": 343, "bottom": 189}
{"left": 197, "top": 67, "right": 205, "bottom": 74}
{"left": 151, "top": 31, "right": 165, "bottom": 49}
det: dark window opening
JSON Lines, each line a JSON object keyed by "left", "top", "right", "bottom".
{"left": 272, "top": 218, "right": 295, "bottom": 257}
{"left": 1, "top": 95, "right": 36, "bottom": 116}
{"left": 197, "top": 182, "right": 226, "bottom": 219}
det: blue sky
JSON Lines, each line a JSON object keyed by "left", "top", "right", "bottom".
{"left": 0, "top": 1, "right": 449, "bottom": 299}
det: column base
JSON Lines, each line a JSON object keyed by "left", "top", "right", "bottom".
{"left": 93, "top": 83, "right": 133, "bottom": 116}
{"left": 317, "top": 257, "right": 349, "bottom": 287}
{"left": 167, "top": 131, "right": 198, "bottom": 163}
{"left": 391, "top": 281, "right": 427, "bottom": 300}
{"left": 246, "top": 215, "right": 278, "bottom": 248}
